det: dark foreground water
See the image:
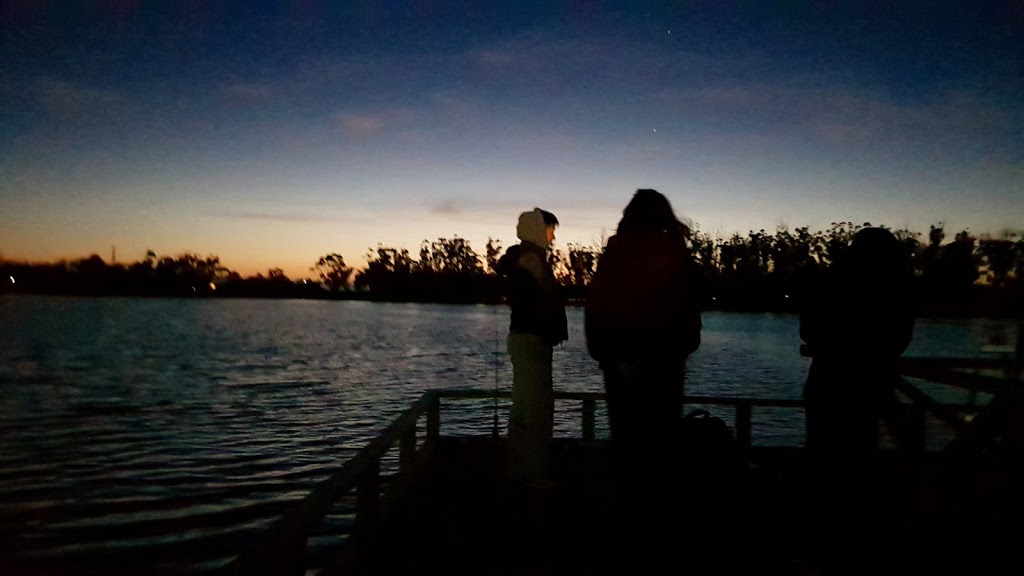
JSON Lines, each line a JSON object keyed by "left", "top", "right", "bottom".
{"left": 0, "top": 296, "right": 1014, "bottom": 571}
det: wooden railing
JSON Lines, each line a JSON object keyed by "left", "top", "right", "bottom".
{"left": 226, "top": 389, "right": 814, "bottom": 575}
{"left": 425, "top": 388, "right": 811, "bottom": 448}
{"left": 899, "top": 356, "right": 1022, "bottom": 395}
{"left": 228, "top": 373, "right": 1001, "bottom": 575}
{"left": 684, "top": 395, "right": 805, "bottom": 451}
{"left": 897, "top": 350, "right": 1023, "bottom": 456}
{"left": 226, "top": 393, "right": 440, "bottom": 576}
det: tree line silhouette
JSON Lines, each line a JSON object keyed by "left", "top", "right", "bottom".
{"left": 2, "top": 223, "right": 1021, "bottom": 317}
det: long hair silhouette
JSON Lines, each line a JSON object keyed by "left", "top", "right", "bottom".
{"left": 617, "top": 189, "right": 690, "bottom": 237}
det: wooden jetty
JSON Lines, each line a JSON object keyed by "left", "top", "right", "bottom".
{"left": 226, "top": 341, "right": 1023, "bottom": 576}
{"left": 5, "top": 334, "right": 1019, "bottom": 575}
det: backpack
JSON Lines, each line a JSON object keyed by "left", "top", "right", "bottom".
{"left": 680, "top": 409, "right": 747, "bottom": 486}
{"left": 677, "top": 411, "right": 760, "bottom": 576}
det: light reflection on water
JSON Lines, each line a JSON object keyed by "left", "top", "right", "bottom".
{"left": 0, "top": 296, "right": 1013, "bottom": 570}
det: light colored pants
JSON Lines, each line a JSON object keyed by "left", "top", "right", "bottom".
{"left": 505, "top": 332, "right": 554, "bottom": 483}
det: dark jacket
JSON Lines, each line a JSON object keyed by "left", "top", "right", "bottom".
{"left": 496, "top": 209, "right": 568, "bottom": 345}
{"left": 800, "top": 235, "right": 915, "bottom": 403}
{"left": 497, "top": 242, "right": 568, "bottom": 345}
{"left": 585, "top": 231, "right": 701, "bottom": 364}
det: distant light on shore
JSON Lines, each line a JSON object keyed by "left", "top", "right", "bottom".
{"left": 9, "top": 276, "right": 14, "bottom": 284}
{"left": 209, "top": 282, "right": 217, "bottom": 291}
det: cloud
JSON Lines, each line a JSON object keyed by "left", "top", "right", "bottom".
{"left": 655, "top": 83, "right": 1022, "bottom": 161}
{"left": 431, "top": 198, "right": 460, "bottom": 215}
{"left": 219, "top": 82, "right": 278, "bottom": 106}
{"left": 429, "top": 91, "right": 486, "bottom": 119}
{"left": 37, "top": 78, "right": 125, "bottom": 117}
{"left": 474, "top": 49, "right": 518, "bottom": 67}
{"left": 468, "top": 35, "right": 612, "bottom": 83}
{"left": 464, "top": 31, "right": 745, "bottom": 96}
{"left": 336, "top": 108, "right": 419, "bottom": 136}
{"left": 804, "top": 90, "right": 1021, "bottom": 162}
{"left": 339, "top": 114, "right": 384, "bottom": 134}
{"left": 211, "top": 211, "right": 347, "bottom": 224}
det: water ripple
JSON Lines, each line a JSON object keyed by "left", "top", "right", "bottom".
{"left": 0, "top": 297, "right": 1005, "bottom": 572}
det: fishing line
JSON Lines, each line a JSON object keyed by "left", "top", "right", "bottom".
{"left": 492, "top": 300, "right": 500, "bottom": 439}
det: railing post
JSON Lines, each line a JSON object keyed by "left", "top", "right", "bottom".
{"left": 399, "top": 425, "right": 417, "bottom": 475}
{"left": 1016, "top": 323, "right": 1023, "bottom": 372}
{"left": 582, "top": 398, "right": 596, "bottom": 441}
{"left": 903, "top": 403, "right": 926, "bottom": 455}
{"left": 355, "top": 459, "right": 381, "bottom": 543}
{"left": 427, "top": 393, "right": 440, "bottom": 440}
{"left": 249, "top": 519, "right": 307, "bottom": 576}
{"left": 1006, "top": 324, "right": 1022, "bottom": 386}
{"left": 735, "top": 401, "right": 752, "bottom": 452}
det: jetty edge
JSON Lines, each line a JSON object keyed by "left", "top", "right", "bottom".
{"left": 227, "top": 350, "right": 1022, "bottom": 576}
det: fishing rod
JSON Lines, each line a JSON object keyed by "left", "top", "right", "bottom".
{"left": 492, "top": 300, "right": 500, "bottom": 439}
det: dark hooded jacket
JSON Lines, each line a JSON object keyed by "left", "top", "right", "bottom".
{"left": 800, "top": 228, "right": 915, "bottom": 403}
{"left": 496, "top": 208, "right": 568, "bottom": 345}
{"left": 585, "top": 230, "right": 701, "bottom": 364}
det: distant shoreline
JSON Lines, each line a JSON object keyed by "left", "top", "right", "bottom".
{"left": 3, "top": 291, "right": 1020, "bottom": 320}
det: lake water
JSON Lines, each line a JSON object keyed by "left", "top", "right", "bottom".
{"left": 0, "top": 296, "right": 1014, "bottom": 571}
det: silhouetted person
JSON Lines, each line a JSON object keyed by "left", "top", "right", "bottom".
{"left": 585, "top": 189, "right": 701, "bottom": 562}
{"left": 799, "top": 226, "right": 914, "bottom": 573}
{"left": 496, "top": 207, "right": 567, "bottom": 487}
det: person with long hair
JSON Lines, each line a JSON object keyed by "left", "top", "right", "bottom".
{"left": 585, "top": 189, "right": 702, "bottom": 556}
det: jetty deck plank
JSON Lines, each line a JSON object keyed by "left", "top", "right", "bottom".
{"left": 345, "top": 437, "right": 619, "bottom": 575}
{"left": 342, "top": 438, "right": 810, "bottom": 575}
{"left": 337, "top": 437, "right": 1020, "bottom": 576}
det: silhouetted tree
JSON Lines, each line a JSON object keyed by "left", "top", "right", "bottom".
{"left": 978, "top": 234, "right": 1018, "bottom": 287}
{"left": 3, "top": 221, "right": 1020, "bottom": 314}
{"left": 891, "top": 228, "right": 923, "bottom": 276}
{"left": 313, "top": 253, "right": 352, "bottom": 292}
{"left": 356, "top": 244, "right": 419, "bottom": 299}
{"left": 818, "top": 222, "right": 867, "bottom": 266}
{"left": 1014, "top": 235, "right": 1024, "bottom": 287}
{"left": 922, "top": 224, "right": 946, "bottom": 279}
{"left": 566, "top": 243, "right": 599, "bottom": 287}
{"left": 945, "top": 230, "right": 981, "bottom": 287}
{"left": 689, "top": 230, "right": 720, "bottom": 304}
{"left": 485, "top": 237, "right": 502, "bottom": 274}
{"left": 548, "top": 248, "right": 569, "bottom": 285}
{"left": 153, "top": 252, "right": 225, "bottom": 295}
{"left": 70, "top": 254, "right": 110, "bottom": 295}
{"left": 420, "top": 237, "right": 482, "bottom": 274}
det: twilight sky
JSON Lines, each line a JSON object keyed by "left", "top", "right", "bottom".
{"left": 1, "top": 1, "right": 1022, "bottom": 278}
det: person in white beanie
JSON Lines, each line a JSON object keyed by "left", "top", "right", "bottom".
{"left": 495, "top": 207, "right": 568, "bottom": 486}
